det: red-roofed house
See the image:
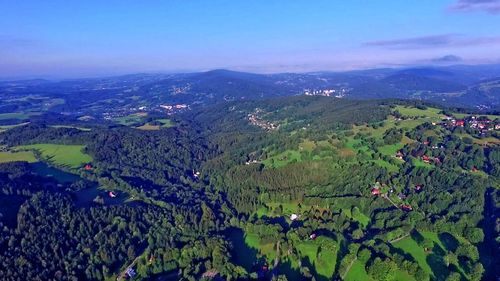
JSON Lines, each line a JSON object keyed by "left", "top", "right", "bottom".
{"left": 422, "top": 155, "right": 431, "bottom": 163}
{"left": 401, "top": 204, "right": 413, "bottom": 211}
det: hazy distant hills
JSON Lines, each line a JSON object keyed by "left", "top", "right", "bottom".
{"left": 1, "top": 64, "right": 500, "bottom": 114}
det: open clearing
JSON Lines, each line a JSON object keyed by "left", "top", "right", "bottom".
{"left": 157, "top": 118, "right": 175, "bottom": 128}
{"left": 393, "top": 231, "right": 468, "bottom": 280}
{"left": 0, "top": 151, "right": 38, "bottom": 163}
{"left": 0, "top": 122, "right": 30, "bottom": 132}
{"left": 114, "top": 113, "right": 147, "bottom": 126}
{"left": 51, "top": 125, "right": 91, "bottom": 131}
{"left": 0, "top": 112, "right": 42, "bottom": 121}
{"left": 344, "top": 259, "right": 373, "bottom": 281}
{"left": 136, "top": 123, "right": 161, "bottom": 130}
{"left": 394, "top": 106, "right": 443, "bottom": 120}
{"left": 15, "top": 144, "right": 92, "bottom": 169}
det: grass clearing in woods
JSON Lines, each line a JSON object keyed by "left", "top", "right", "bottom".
{"left": 51, "top": 125, "right": 91, "bottom": 131}
{"left": 0, "top": 112, "right": 32, "bottom": 120}
{"left": 295, "top": 236, "right": 338, "bottom": 278}
{"left": 114, "top": 113, "right": 147, "bottom": 126}
{"left": 370, "top": 159, "right": 400, "bottom": 173}
{"left": 15, "top": 144, "right": 92, "bottom": 169}
{"left": 136, "top": 123, "right": 161, "bottom": 131}
{"left": 344, "top": 259, "right": 374, "bottom": 281}
{"left": 394, "top": 106, "right": 443, "bottom": 120}
{"left": 393, "top": 231, "right": 468, "bottom": 280}
{"left": 157, "top": 119, "right": 175, "bottom": 128}
{"left": 262, "top": 149, "right": 302, "bottom": 168}
{"left": 0, "top": 151, "right": 38, "bottom": 163}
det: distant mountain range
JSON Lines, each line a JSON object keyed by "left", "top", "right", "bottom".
{"left": 1, "top": 64, "right": 500, "bottom": 116}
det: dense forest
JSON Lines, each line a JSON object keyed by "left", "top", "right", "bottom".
{"left": 0, "top": 97, "right": 498, "bottom": 281}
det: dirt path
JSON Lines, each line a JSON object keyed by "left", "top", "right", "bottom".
{"left": 389, "top": 232, "right": 411, "bottom": 244}
{"left": 274, "top": 240, "right": 281, "bottom": 267}
{"left": 382, "top": 193, "right": 400, "bottom": 209}
{"left": 117, "top": 255, "right": 142, "bottom": 281}
{"left": 341, "top": 257, "right": 358, "bottom": 280}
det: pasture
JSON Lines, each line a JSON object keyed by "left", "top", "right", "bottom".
{"left": 393, "top": 231, "right": 468, "bottom": 280}
{"left": 0, "top": 112, "right": 42, "bottom": 121}
{"left": 157, "top": 118, "right": 175, "bottom": 128}
{"left": 136, "top": 123, "right": 161, "bottom": 131}
{"left": 0, "top": 151, "right": 38, "bottom": 163}
{"left": 51, "top": 125, "right": 92, "bottom": 131}
{"left": 114, "top": 113, "right": 147, "bottom": 126}
{"left": 394, "top": 105, "right": 443, "bottom": 120}
{"left": 15, "top": 144, "right": 92, "bottom": 169}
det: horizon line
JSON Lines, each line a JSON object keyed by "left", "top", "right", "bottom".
{"left": 1, "top": 62, "right": 500, "bottom": 82}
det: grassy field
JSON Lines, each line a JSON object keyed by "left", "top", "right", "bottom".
{"left": 157, "top": 118, "right": 175, "bottom": 128}
{"left": 15, "top": 144, "right": 92, "bottom": 169}
{"left": 255, "top": 202, "right": 303, "bottom": 218}
{"left": 453, "top": 112, "right": 499, "bottom": 120}
{"left": 394, "top": 106, "right": 443, "bottom": 120}
{"left": 0, "top": 122, "right": 30, "bottom": 132}
{"left": 342, "top": 208, "right": 371, "bottom": 227}
{"left": 393, "top": 231, "right": 467, "bottom": 280}
{"left": 135, "top": 119, "right": 175, "bottom": 130}
{"left": 114, "top": 113, "right": 147, "bottom": 126}
{"left": 0, "top": 112, "right": 32, "bottom": 120}
{"left": 370, "top": 159, "right": 399, "bottom": 173}
{"left": 245, "top": 227, "right": 338, "bottom": 279}
{"left": 244, "top": 233, "right": 277, "bottom": 262}
{"left": 411, "top": 157, "right": 434, "bottom": 169}
{"left": 0, "top": 112, "right": 42, "bottom": 121}
{"left": 51, "top": 125, "right": 91, "bottom": 131}
{"left": 393, "top": 236, "right": 432, "bottom": 275}
{"left": 378, "top": 143, "right": 403, "bottom": 156}
{"left": 136, "top": 123, "right": 161, "bottom": 130}
{"left": 295, "top": 236, "right": 338, "bottom": 278}
{"left": 378, "top": 136, "right": 413, "bottom": 156}
{"left": 0, "top": 151, "right": 38, "bottom": 163}
{"left": 344, "top": 259, "right": 373, "bottom": 281}
{"left": 262, "top": 149, "right": 302, "bottom": 168}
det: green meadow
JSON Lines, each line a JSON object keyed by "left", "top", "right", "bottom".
{"left": 0, "top": 112, "right": 42, "bottom": 121}
{"left": 15, "top": 144, "right": 92, "bottom": 169}
{"left": 51, "top": 125, "right": 92, "bottom": 131}
{"left": 393, "top": 231, "right": 468, "bottom": 280}
{"left": 114, "top": 113, "right": 147, "bottom": 126}
{"left": 0, "top": 151, "right": 38, "bottom": 163}
{"left": 157, "top": 118, "right": 175, "bottom": 128}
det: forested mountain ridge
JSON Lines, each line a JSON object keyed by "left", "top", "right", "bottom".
{"left": 0, "top": 96, "right": 499, "bottom": 280}
{"left": 1, "top": 65, "right": 500, "bottom": 130}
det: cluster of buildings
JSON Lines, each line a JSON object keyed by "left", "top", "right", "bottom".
{"left": 170, "top": 84, "right": 192, "bottom": 95}
{"left": 421, "top": 155, "right": 441, "bottom": 164}
{"left": 370, "top": 183, "right": 416, "bottom": 212}
{"left": 303, "top": 88, "right": 347, "bottom": 98}
{"left": 102, "top": 108, "right": 144, "bottom": 121}
{"left": 160, "top": 104, "right": 188, "bottom": 110}
{"left": 160, "top": 104, "right": 189, "bottom": 115}
{"left": 441, "top": 115, "right": 499, "bottom": 132}
{"left": 247, "top": 109, "right": 279, "bottom": 131}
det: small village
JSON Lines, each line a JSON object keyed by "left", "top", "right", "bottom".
{"left": 247, "top": 108, "right": 280, "bottom": 131}
{"left": 303, "top": 88, "right": 348, "bottom": 98}
{"left": 439, "top": 115, "right": 499, "bottom": 133}
{"left": 369, "top": 182, "right": 418, "bottom": 213}
{"left": 159, "top": 103, "right": 189, "bottom": 114}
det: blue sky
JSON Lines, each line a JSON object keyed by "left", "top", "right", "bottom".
{"left": 1, "top": 0, "right": 500, "bottom": 78}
